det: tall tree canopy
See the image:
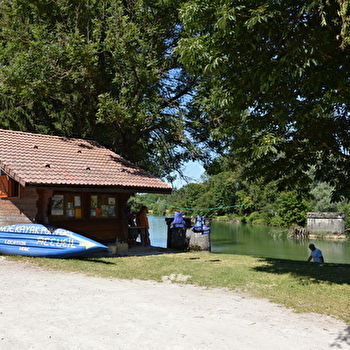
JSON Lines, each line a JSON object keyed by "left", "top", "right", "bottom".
{"left": 0, "top": 0, "right": 202, "bottom": 179}
{"left": 176, "top": 0, "right": 350, "bottom": 199}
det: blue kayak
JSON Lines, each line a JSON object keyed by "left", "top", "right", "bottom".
{"left": 0, "top": 224, "right": 108, "bottom": 258}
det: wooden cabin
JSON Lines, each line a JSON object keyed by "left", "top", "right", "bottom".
{"left": 0, "top": 129, "right": 172, "bottom": 244}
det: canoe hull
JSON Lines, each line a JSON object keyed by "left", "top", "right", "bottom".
{"left": 0, "top": 224, "right": 108, "bottom": 258}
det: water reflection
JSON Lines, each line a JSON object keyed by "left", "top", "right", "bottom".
{"left": 148, "top": 216, "right": 350, "bottom": 264}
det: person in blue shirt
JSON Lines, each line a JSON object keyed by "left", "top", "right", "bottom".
{"left": 307, "top": 243, "right": 324, "bottom": 263}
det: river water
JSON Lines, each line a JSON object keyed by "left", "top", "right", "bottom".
{"left": 148, "top": 216, "right": 350, "bottom": 264}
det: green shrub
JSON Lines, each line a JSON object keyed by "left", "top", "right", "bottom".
{"left": 247, "top": 211, "right": 261, "bottom": 223}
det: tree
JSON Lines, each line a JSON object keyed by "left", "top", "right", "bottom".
{"left": 0, "top": 0, "right": 201, "bottom": 179}
{"left": 176, "top": 0, "right": 350, "bottom": 199}
{"left": 179, "top": 182, "right": 207, "bottom": 214}
{"left": 210, "top": 172, "right": 237, "bottom": 215}
{"left": 310, "top": 182, "right": 342, "bottom": 212}
{"left": 277, "top": 191, "right": 311, "bottom": 227}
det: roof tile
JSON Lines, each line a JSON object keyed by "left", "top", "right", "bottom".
{"left": 0, "top": 129, "right": 172, "bottom": 193}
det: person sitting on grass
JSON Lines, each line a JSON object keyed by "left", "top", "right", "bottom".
{"left": 307, "top": 243, "right": 324, "bottom": 263}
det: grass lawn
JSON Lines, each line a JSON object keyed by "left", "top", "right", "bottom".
{"left": 6, "top": 251, "right": 350, "bottom": 324}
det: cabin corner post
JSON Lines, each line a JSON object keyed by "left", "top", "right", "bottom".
{"left": 36, "top": 189, "right": 53, "bottom": 224}
{"left": 119, "top": 193, "right": 131, "bottom": 243}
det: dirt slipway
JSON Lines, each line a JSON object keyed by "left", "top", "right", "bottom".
{"left": 1, "top": 257, "right": 350, "bottom": 350}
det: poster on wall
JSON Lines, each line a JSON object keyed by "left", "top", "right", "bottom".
{"left": 75, "top": 208, "right": 82, "bottom": 219}
{"left": 51, "top": 195, "right": 64, "bottom": 216}
{"left": 101, "top": 204, "right": 116, "bottom": 217}
{"left": 91, "top": 196, "right": 98, "bottom": 217}
{"left": 109, "top": 205, "right": 116, "bottom": 217}
{"left": 91, "top": 196, "right": 98, "bottom": 208}
{"left": 74, "top": 196, "right": 81, "bottom": 207}
{"left": 67, "top": 202, "right": 74, "bottom": 218}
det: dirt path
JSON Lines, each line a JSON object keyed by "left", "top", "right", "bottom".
{"left": 1, "top": 257, "right": 349, "bottom": 350}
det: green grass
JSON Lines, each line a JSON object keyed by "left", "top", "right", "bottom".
{"left": 6, "top": 252, "right": 350, "bottom": 324}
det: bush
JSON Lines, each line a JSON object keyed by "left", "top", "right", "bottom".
{"left": 270, "top": 216, "right": 284, "bottom": 227}
{"left": 246, "top": 211, "right": 261, "bottom": 224}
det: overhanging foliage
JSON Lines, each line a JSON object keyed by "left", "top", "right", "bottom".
{"left": 176, "top": 0, "right": 350, "bottom": 199}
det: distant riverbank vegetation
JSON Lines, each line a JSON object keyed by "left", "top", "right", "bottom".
{"left": 129, "top": 169, "right": 350, "bottom": 232}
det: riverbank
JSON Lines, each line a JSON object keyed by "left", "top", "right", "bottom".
{"left": 309, "top": 233, "right": 348, "bottom": 239}
{"left": 1, "top": 256, "right": 349, "bottom": 350}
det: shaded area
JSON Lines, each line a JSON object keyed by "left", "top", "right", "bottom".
{"left": 120, "top": 245, "right": 183, "bottom": 257}
{"left": 80, "top": 258, "right": 117, "bottom": 265}
{"left": 331, "top": 327, "right": 350, "bottom": 348}
{"left": 253, "top": 258, "right": 350, "bottom": 285}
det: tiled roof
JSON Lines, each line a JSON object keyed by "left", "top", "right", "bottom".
{"left": 0, "top": 129, "right": 172, "bottom": 193}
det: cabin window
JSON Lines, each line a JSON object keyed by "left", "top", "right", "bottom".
{"left": 50, "top": 193, "right": 117, "bottom": 219}
{"left": 90, "top": 195, "right": 116, "bottom": 218}
{"left": 51, "top": 194, "right": 82, "bottom": 219}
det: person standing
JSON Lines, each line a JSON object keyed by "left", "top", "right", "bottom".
{"left": 307, "top": 243, "right": 324, "bottom": 263}
{"left": 136, "top": 206, "right": 150, "bottom": 247}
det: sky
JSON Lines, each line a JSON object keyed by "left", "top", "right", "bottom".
{"left": 169, "top": 161, "right": 206, "bottom": 189}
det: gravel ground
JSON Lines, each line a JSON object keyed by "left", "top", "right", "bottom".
{"left": 1, "top": 256, "right": 349, "bottom": 350}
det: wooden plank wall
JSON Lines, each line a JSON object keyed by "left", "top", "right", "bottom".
{"left": 0, "top": 185, "right": 130, "bottom": 244}
{"left": 0, "top": 187, "right": 37, "bottom": 226}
